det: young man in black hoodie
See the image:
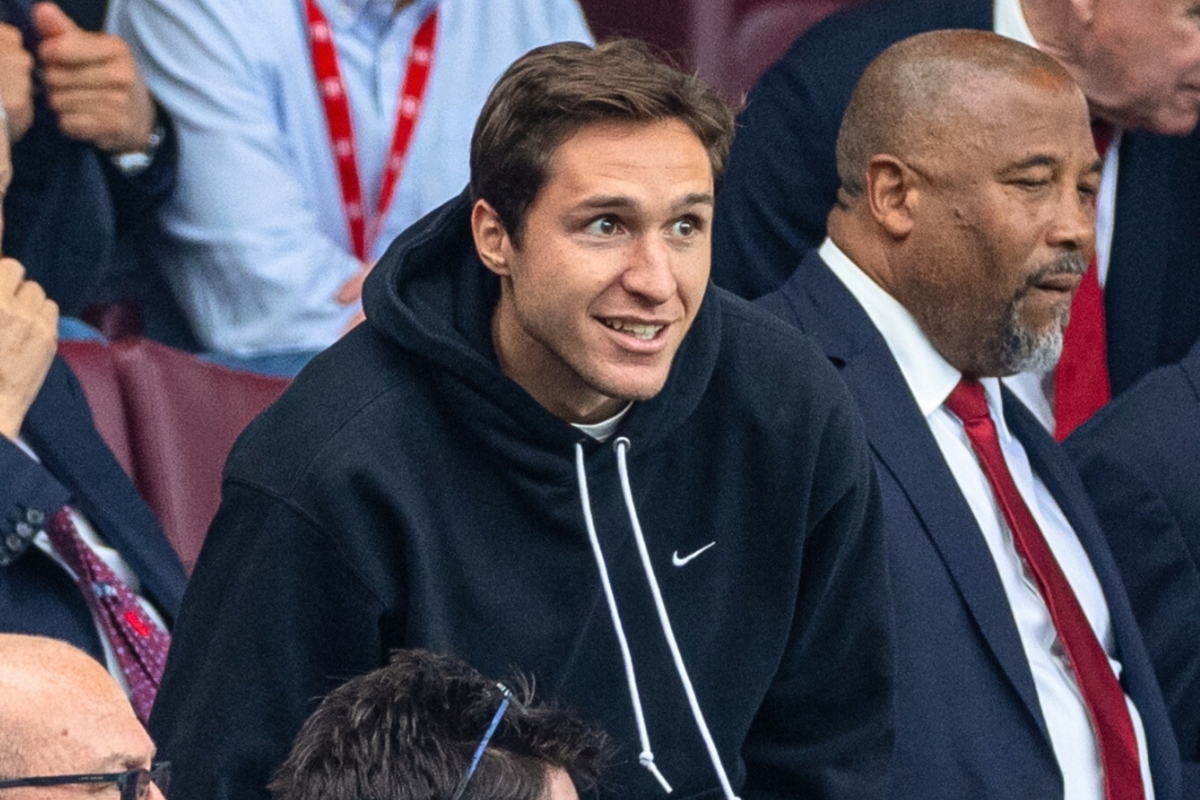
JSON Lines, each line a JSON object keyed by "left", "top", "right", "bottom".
{"left": 149, "top": 39, "right": 894, "bottom": 800}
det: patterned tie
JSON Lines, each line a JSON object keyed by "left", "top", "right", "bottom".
{"left": 1054, "top": 122, "right": 1115, "bottom": 441}
{"left": 44, "top": 507, "right": 170, "bottom": 724}
{"left": 946, "top": 378, "right": 1144, "bottom": 800}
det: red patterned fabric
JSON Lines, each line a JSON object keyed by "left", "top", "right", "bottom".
{"left": 45, "top": 507, "right": 171, "bottom": 724}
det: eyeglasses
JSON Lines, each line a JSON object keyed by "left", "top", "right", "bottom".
{"left": 0, "top": 762, "right": 169, "bottom": 800}
{"left": 449, "top": 684, "right": 527, "bottom": 800}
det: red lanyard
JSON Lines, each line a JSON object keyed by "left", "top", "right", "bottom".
{"left": 304, "top": 0, "right": 439, "bottom": 261}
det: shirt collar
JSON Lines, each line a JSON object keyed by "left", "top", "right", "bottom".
{"left": 993, "top": 0, "right": 1037, "bottom": 48}
{"left": 819, "top": 238, "right": 1015, "bottom": 441}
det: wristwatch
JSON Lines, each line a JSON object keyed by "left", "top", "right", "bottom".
{"left": 111, "top": 121, "right": 165, "bottom": 176}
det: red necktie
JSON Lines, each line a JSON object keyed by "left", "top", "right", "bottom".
{"left": 44, "top": 507, "right": 171, "bottom": 724}
{"left": 1054, "top": 122, "right": 1115, "bottom": 441}
{"left": 946, "top": 379, "right": 1144, "bottom": 800}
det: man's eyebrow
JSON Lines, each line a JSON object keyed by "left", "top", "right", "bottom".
{"left": 575, "top": 195, "right": 638, "bottom": 212}
{"left": 999, "top": 153, "right": 1103, "bottom": 180}
{"left": 1002, "top": 154, "right": 1060, "bottom": 172}
{"left": 571, "top": 192, "right": 715, "bottom": 213}
{"left": 97, "top": 750, "right": 154, "bottom": 771}
{"left": 674, "top": 192, "right": 715, "bottom": 210}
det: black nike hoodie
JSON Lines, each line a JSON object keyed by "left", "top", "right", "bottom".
{"left": 149, "top": 192, "right": 895, "bottom": 800}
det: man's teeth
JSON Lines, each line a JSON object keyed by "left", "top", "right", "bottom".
{"left": 603, "top": 319, "right": 662, "bottom": 340}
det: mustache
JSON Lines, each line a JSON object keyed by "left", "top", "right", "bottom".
{"left": 1024, "top": 251, "right": 1089, "bottom": 288}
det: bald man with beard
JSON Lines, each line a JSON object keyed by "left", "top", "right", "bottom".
{"left": 759, "top": 29, "right": 1186, "bottom": 800}
{"left": 0, "top": 634, "right": 168, "bottom": 800}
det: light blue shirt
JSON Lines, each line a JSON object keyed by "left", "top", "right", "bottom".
{"left": 112, "top": 0, "right": 592, "bottom": 355}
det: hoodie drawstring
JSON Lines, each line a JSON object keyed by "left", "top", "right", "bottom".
{"left": 575, "top": 443, "right": 673, "bottom": 794}
{"left": 574, "top": 440, "right": 740, "bottom": 800}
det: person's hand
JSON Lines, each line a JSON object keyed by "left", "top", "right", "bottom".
{"left": 336, "top": 261, "right": 372, "bottom": 334}
{"left": 0, "top": 258, "right": 58, "bottom": 440}
{"left": 0, "top": 24, "right": 34, "bottom": 141}
{"left": 33, "top": 2, "right": 156, "bottom": 154}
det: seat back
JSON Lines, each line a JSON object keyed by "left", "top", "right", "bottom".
{"left": 111, "top": 339, "right": 289, "bottom": 574}
{"left": 58, "top": 337, "right": 289, "bottom": 574}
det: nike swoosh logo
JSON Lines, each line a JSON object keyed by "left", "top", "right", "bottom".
{"left": 672, "top": 541, "right": 715, "bottom": 567}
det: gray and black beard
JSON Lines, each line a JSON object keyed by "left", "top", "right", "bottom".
{"left": 994, "top": 250, "right": 1089, "bottom": 374}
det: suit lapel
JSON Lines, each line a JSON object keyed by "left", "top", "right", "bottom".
{"left": 777, "top": 253, "right": 1049, "bottom": 739}
{"left": 22, "top": 359, "right": 186, "bottom": 620}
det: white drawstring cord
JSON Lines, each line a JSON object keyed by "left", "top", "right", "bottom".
{"left": 614, "top": 437, "right": 741, "bottom": 800}
{"left": 574, "top": 443, "right": 673, "bottom": 794}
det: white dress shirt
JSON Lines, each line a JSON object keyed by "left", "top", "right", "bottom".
{"left": 112, "top": 0, "right": 592, "bottom": 356}
{"left": 993, "top": 0, "right": 1122, "bottom": 431}
{"left": 820, "top": 238, "right": 1154, "bottom": 800}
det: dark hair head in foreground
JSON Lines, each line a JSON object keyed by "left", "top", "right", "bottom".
{"left": 470, "top": 37, "right": 735, "bottom": 245}
{"left": 269, "top": 649, "right": 613, "bottom": 800}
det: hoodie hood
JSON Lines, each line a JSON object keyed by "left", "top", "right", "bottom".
{"left": 362, "top": 190, "right": 722, "bottom": 454}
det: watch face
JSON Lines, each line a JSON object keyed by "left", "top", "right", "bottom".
{"left": 112, "top": 123, "right": 164, "bottom": 175}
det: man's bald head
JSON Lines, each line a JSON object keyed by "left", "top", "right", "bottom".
{"left": 0, "top": 634, "right": 156, "bottom": 789}
{"left": 0, "top": 635, "right": 125, "bottom": 775}
{"left": 836, "top": 29, "right": 1077, "bottom": 203}
{"left": 828, "top": 29, "right": 1100, "bottom": 379}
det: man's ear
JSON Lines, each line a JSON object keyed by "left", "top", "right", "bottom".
{"left": 471, "top": 199, "right": 513, "bottom": 277}
{"left": 865, "top": 154, "right": 917, "bottom": 239}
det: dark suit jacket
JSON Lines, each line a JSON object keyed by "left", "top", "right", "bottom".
{"left": 0, "top": 356, "right": 185, "bottom": 664}
{"left": 0, "top": 0, "right": 177, "bottom": 317}
{"left": 716, "top": 0, "right": 1200, "bottom": 396}
{"left": 1065, "top": 340, "right": 1200, "bottom": 772}
{"left": 758, "top": 250, "right": 1186, "bottom": 799}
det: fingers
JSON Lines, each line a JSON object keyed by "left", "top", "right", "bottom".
{"left": 0, "top": 258, "right": 59, "bottom": 440}
{"left": 31, "top": 3, "right": 77, "bottom": 43}
{"left": 0, "top": 256, "right": 26, "bottom": 295}
{"left": 0, "top": 24, "right": 34, "bottom": 140}
{"left": 336, "top": 262, "right": 372, "bottom": 305}
{"left": 35, "top": 28, "right": 155, "bottom": 152}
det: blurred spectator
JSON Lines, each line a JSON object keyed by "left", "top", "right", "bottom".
{"left": 269, "top": 649, "right": 611, "bottom": 800}
{"left": 1066, "top": 338, "right": 1200, "bottom": 774}
{"left": 0, "top": 118, "right": 184, "bottom": 723}
{"left": 0, "top": 0, "right": 175, "bottom": 326}
{"left": 0, "top": 634, "right": 168, "bottom": 800}
{"left": 713, "top": 0, "right": 1200, "bottom": 436}
{"left": 113, "top": 0, "right": 592, "bottom": 372}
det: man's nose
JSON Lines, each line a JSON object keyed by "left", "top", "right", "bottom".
{"left": 621, "top": 235, "right": 677, "bottom": 302}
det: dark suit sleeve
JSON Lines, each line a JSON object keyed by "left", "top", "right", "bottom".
{"left": 742, "top": 372, "right": 894, "bottom": 800}
{"left": 711, "top": 42, "right": 844, "bottom": 301}
{"left": 1068, "top": 443, "right": 1200, "bottom": 769}
{"left": 0, "top": 433, "right": 71, "bottom": 513}
{"left": 102, "top": 105, "right": 178, "bottom": 236}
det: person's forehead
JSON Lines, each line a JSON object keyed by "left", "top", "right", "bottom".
{"left": 542, "top": 119, "right": 712, "bottom": 187}
{"left": 22, "top": 686, "right": 154, "bottom": 773}
{"left": 928, "top": 74, "right": 1087, "bottom": 160}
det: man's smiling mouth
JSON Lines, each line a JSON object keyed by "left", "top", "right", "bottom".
{"left": 601, "top": 319, "right": 665, "bottom": 340}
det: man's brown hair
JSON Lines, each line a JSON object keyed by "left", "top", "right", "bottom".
{"left": 268, "top": 649, "right": 612, "bottom": 800}
{"left": 470, "top": 38, "right": 735, "bottom": 244}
